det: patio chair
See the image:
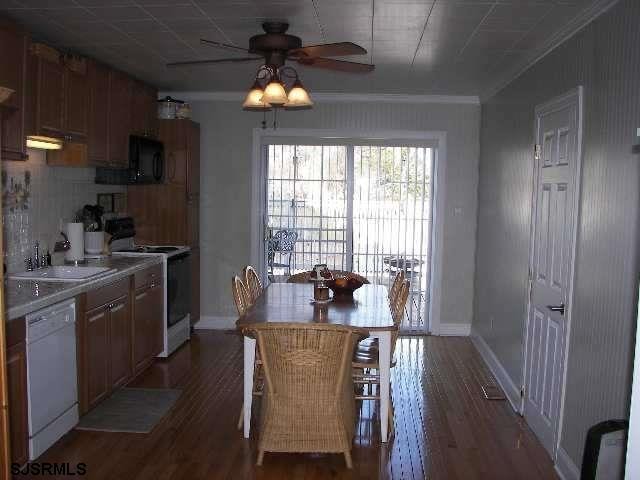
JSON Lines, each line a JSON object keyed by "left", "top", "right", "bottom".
{"left": 267, "top": 229, "right": 298, "bottom": 275}
{"left": 246, "top": 323, "right": 362, "bottom": 468}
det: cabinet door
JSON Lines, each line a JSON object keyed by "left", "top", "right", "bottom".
{"left": 85, "top": 306, "right": 110, "bottom": 409}
{"left": 0, "top": 22, "right": 27, "bottom": 161}
{"left": 37, "top": 57, "right": 66, "bottom": 137}
{"left": 108, "top": 295, "right": 132, "bottom": 389}
{"left": 131, "top": 82, "right": 157, "bottom": 138}
{"left": 187, "top": 122, "right": 200, "bottom": 196}
{"left": 88, "top": 61, "right": 110, "bottom": 166}
{"left": 187, "top": 194, "right": 199, "bottom": 249}
{"left": 107, "top": 70, "right": 132, "bottom": 168}
{"left": 133, "top": 281, "right": 164, "bottom": 372}
{"left": 64, "top": 67, "right": 89, "bottom": 140}
{"left": 133, "top": 285, "right": 152, "bottom": 372}
{"left": 190, "top": 248, "right": 200, "bottom": 324}
{"left": 6, "top": 342, "right": 28, "bottom": 466}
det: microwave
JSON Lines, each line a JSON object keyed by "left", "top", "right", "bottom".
{"left": 95, "top": 136, "right": 164, "bottom": 185}
{"left": 129, "top": 135, "right": 164, "bottom": 184}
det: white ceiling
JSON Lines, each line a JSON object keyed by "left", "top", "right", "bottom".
{"left": 0, "top": 0, "right": 605, "bottom": 96}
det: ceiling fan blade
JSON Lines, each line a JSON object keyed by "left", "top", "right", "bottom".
{"left": 295, "top": 57, "right": 375, "bottom": 73}
{"left": 200, "top": 38, "right": 250, "bottom": 53}
{"left": 167, "top": 57, "right": 262, "bottom": 67}
{"left": 289, "top": 42, "right": 367, "bottom": 58}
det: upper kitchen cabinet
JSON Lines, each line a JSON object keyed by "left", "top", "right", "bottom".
{"left": 27, "top": 43, "right": 89, "bottom": 143}
{"left": 0, "top": 19, "right": 28, "bottom": 161}
{"left": 131, "top": 81, "right": 158, "bottom": 139}
{"left": 107, "top": 69, "right": 132, "bottom": 168}
{"left": 87, "top": 61, "right": 110, "bottom": 167}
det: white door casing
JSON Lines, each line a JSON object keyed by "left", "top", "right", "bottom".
{"left": 523, "top": 87, "right": 583, "bottom": 459}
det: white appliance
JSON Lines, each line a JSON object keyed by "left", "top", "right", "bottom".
{"left": 106, "top": 216, "right": 191, "bottom": 357}
{"left": 26, "top": 299, "right": 79, "bottom": 460}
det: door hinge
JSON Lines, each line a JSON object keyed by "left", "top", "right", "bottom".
{"left": 534, "top": 144, "right": 541, "bottom": 161}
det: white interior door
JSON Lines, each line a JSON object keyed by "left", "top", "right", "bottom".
{"left": 524, "top": 88, "right": 582, "bottom": 457}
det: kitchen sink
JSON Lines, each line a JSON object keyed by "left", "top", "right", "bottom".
{"left": 9, "top": 266, "right": 116, "bottom": 282}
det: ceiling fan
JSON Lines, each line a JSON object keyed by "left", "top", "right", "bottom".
{"left": 167, "top": 21, "right": 375, "bottom": 74}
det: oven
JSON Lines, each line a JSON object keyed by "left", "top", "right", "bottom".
{"left": 167, "top": 251, "right": 191, "bottom": 327}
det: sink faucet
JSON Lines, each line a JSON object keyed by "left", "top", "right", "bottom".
{"left": 54, "top": 231, "right": 71, "bottom": 253}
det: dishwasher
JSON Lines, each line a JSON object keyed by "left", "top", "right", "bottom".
{"left": 26, "top": 299, "right": 79, "bottom": 460}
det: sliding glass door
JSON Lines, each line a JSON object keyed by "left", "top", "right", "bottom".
{"left": 264, "top": 142, "right": 434, "bottom": 333}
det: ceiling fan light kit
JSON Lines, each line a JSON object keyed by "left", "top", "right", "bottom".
{"left": 169, "top": 21, "right": 373, "bottom": 125}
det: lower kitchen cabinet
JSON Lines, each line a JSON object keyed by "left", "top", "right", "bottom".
{"left": 83, "top": 305, "right": 110, "bottom": 412}
{"left": 78, "top": 278, "right": 132, "bottom": 414}
{"left": 133, "top": 278, "right": 163, "bottom": 374}
{"left": 108, "top": 294, "right": 132, "bottom": 389}
{"left": 5, "top": 318, "right": 28, "bottom": 466}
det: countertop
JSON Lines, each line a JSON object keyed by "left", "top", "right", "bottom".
{"left": 4, "top": 255, "right": 163, "bottom": 321}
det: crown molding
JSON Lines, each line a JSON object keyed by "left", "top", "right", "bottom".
{"left": 158, "top": 90, "right": 480, "bottom": 105}
{"left": 481, "top": 0, "right": 620, "bottom": 102}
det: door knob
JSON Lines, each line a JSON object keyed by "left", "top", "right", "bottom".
{"left": 547, "top": 303, "right": 565, "bottom": 315}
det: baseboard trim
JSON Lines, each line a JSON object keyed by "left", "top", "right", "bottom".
{"left": 437, "top": 323, "right": 471, "bottom": 336}
{"left": 194, "top": 315, "right": 237, "bottom": 330}
{"left": 470, "top": 328, "right": 522, "bottom": 413}
{"left": 555, "top": 446, "right": 580, "bottom": 480}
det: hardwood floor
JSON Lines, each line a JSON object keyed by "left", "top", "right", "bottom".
{"left": 35, "top": 332, "right": 558, "bottom": 479}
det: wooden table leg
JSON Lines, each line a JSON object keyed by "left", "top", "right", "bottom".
{"left": 243, "top": 336, "right": 256, "bottom": 439}
{"left": 377, "top": 331, "right": 391, "bottom": 443}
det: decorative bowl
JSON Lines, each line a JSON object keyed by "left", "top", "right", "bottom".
{"left": 325, "top": 274, "right": 365, "bottom": 297}
{"left": 0, "top": 87, "right": 15, "bottom": 105}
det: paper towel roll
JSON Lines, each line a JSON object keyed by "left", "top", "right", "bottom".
{"left": 65, "top": 222, "right": 85, "bottom": 263}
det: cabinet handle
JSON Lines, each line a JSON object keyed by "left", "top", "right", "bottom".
{"left": 88, "top": 312, "right": 104, "bottom": 323}
{"left": 136, "top": 291, "right": 148, "bottom": 300}
{"left": 110, "top": 303, "right": 125, "bottom": 313}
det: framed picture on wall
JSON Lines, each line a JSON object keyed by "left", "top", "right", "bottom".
{"left": 97, "top": 193, "right": 114, "bottom": 213}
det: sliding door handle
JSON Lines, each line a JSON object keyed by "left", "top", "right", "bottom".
{"left": 547, "top": 303, "right": 565, "bottom": 315}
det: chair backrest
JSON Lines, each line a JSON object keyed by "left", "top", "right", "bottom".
{"left": 243, "top": 265, "right": 263, "bottom": 304}
{"left": 391, "top": 279, "right": 410, "bottom": 326}
{"left": 232, "top": 275, "right": 251, "bottom": 316}
{"left": 286, "top": 270, "right": 370, "bottom": 284}
{"left": 388, "top": 270, "right": 405, "bottom": 301}
{"left": 251, "top": 323, "right": 359, "bottom": 401}
{"left": 268, "top": 229, "right": 298, "bottom": 253}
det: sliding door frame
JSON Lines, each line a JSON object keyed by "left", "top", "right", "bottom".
{"left": 250, "top": 128, "right": 447, "bottom": 335}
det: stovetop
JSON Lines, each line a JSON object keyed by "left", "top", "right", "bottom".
{"left": 118, "top": 246, "right": 181, "bottom": 253}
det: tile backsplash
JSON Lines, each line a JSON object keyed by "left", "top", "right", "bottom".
{"left": 2, "top": 149, "right": 125, "bottom": 273}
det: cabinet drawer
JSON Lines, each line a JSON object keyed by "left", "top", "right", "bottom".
{"left": 86, "top": 277, "right": 130, "bottom": 310}
{"left": 134, "top": 264, "right": 163, "bottom": 289}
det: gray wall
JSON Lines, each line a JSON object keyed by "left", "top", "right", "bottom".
{"left": 191, "top": 101, "right": 480, "bottom": 327}
{"left": 473, "top": 0, "right": 640, "bottom": 466}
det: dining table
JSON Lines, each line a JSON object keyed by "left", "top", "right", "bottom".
{"left": 236, "top": 282, "right": 397, "bottom": 443}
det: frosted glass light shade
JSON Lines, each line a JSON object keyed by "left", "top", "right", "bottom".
{"left": 26, "top": 135, "right": 63, "bottom": 150}
{"left": 284, "top": 82, "right": 313, "bottom": 110}
{"left": 262, "top": 81, "right": 288, "bottom": 106}
{"left": 242, "top": 86, "right": 271, "bottom": 111}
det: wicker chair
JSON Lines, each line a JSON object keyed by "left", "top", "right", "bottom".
{"left": 245, "top": 323, "right": 362, "bottom": 468}
{"left": 232, "top": 275, "right": 263, "bottom": 429}
{"left": 352, "top": 279, "right": 410, "bottom": 436}
{"left": 243, "top": 265, "right": 263, "bottom": 305}
{"left": 287, "top": 270, "right": 370, "bottom": 284}
{"left": 388, "top": 270, "right": 405, "bottom": 302}
{"left": 232, "top": 275, "right": 251, "bottom": 316}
